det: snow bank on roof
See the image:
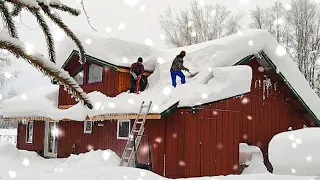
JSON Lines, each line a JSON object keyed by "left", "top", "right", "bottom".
{"left": 0, "top": 129, "right": 17, "bottom": 136}
{"left": 56, "top": 31, "right": 162, "bottom": 71}
{"left": 269, "top": 128, "right": 320, "bottom": 176}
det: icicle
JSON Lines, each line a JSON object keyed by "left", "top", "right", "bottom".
{"left": 259, "top": 79, "right": 261, "bottom": 88}
{"left": 274, "top": 82, "right": 278, "bottom": 91}
{"left": 63, "top": 85, "right": 67, "bottom": 91}
{"left": 255, "top": 80, "right": 257, "bottom": 88}
{"left": 263, "top": 80, "right": 266, "bottom": 100}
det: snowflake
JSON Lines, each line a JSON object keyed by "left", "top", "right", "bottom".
{"left": 139, "top": 5, "right": 146, "bottom": 12}
{"left": 248, "top": 40, "right": 254, "bottom": 46}
{"left": 124, "top": 176, "right": 128, "bottom": 180}
{"left": 8, "top": 170, "right": 16, "bottom": 178}
{"left": 23, "top": 158, "right": 30, "bottom": 166}
{"left": 247, "top": 115, "right": 253, "bottom": 120}
{"left": 128, "top": 98, "right": 134, "bottom": 104}
{"left": 76, "top": 0, "right": 81, "bottom": 3}
{"left": 243, "top": 134, "right": 248, "bottom": 140}
{"left": 4, "top": 72, "right": 12, "bottom": 79}
{"left": 172, "top": 133, "right": 177, "bottom": 138}
{"left": 25, "top": 42, "right": 35, "bottom": 55}
{"left": 13, "top": 16, "right": 19, "bottom": 22}
{"left": 258, "top": 66, "right": 264, "bottom": 72}
{"left": 188, "top": 21, "right": 193, "bottom": 27}
{"left": 123, "top": 0, "right": 140, "bottom": 7}
{"left": 305, "top": 155, "right": 312, "bottom": 162}
{"left": 179, "top": 161, "right": 186, "bottom": 166}
{"left": 291, "top": 168, "right": 296, "bottom": 174}
{"left": 21, "top": 94, "right": 28, "bottom": 100}
{"left": 213, "top": 110, "right": 218, "bottom": 116}
{"left": 295, "top": 138, "right": 302, "bottom": 144}
{"left": 157, "top": 57, "right": 164, "bottom": 64}
{"left": 191, "top": 31, "right": 197, "bottom": 37}
{"left": 105, "top": 27, "right": 112, "bottom": 33}
{"left": 285, "top": 4, "right": 292, "bottom": 10}
{"left": 152, "top": 104, "right": 159, "bottom": 111}
{"left": 0, "top": 94, "right": 2, "bottom": 100}
{"left": 102, "top": 151, "right": 111, "bottom": 161}
{"left": 276, "top": 45, "right": 286, "bottom": 56}
{"left": 237, "top": 30, "right": 243, "bottom": 36}
{"left": 108, "top": 102, "right": 115, "bottom": 108}
{"left": 208, "top": 67, "right": 212, "bottom": 72}
{"left": 292, "top": 143, "right": 297, "bottom": 148}
{"left": 241, "top": 97, "right": 249, "bottom": 104}
{"left": 197, "top": 0, "right": 204, "bottom": 6}
{"left": 87, "top": 144, "right": 94, "bottom": 151}
{"left": 1, "top": 49, "right": 9, "bottom": 54}
{"left": 145, "top": 39, "right": 153, "bottom": 46}
{"left": 162, "top": 86, "right": 172, "bottom": 95}
{"left": 160, "top": 34, "right": 166, "bottom": 40}
{"left": 201, "top": 93, "right": 208, "bottom": 99}
{"left": 122, "top": 57, "right": 128, "bottom": 63}
{"left": 315, "top": 0, "right": 320, "bottom": 3}
{"left": 118, "top": 23, "right": 126, "bottom": 30}
{"left": 85, "top": 39, "right": 92, "bottom": 44}
{"left": 140, "top": 171, "right": 146, "bottom": 177}
{"left": 233, "top": 165, "right": 239, "bottom": 170}
{"left": 155, "top": 137, "right": 162, "bottom": 143}
{"left": 52, "top": 29, "right": 64, "bottom": 42}
{"left": 217, "top": 143, "right": 224, "bottom": 149}
{"left": 94, "top": 102, "right": 102, "bottom": 110}
{"left": 288, "top": 134, "right": 295, "bottom": 141}
{"left": 274, "top": 18, "right": 284, "bottom": 25}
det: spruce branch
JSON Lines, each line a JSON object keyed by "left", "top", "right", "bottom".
{"left": 49, "top": 3, "right": 80, "bottom": 16}
{"left": 39, "top": 3, "right": 86, "bottom": 64}
{"left": 0, "top": 1, "right": 18, "bottom": 39}
{"left": 0, "top": 36, "right": 93, "bottom": 109}
{"left": 30, "top": 9, "right": 56, "bottom": 63}
{"left": 11, "top": 5, "right": 22, "bottom": 16}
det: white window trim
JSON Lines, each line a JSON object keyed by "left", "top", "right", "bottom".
{"left": 25, "top": 121, "right": 33, "bottom": 144}
{"left": 117, "top": 120, "right": 131, "bottom": 140}
{"left": 84, "top": 120, "right": 93, "bottom": 134}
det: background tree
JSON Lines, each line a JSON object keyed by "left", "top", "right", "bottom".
{"left": 160, "top": 0, "right": 244, "bottom": 48}
{"left": 0, "top": 0, "right": 93, "bottom": 109}
{"left": 249, "top": 0, "right": 320, "bottom": 95}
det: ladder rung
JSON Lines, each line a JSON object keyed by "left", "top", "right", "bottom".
{"left": 135, "top": 121, "right": 143, "bottom": 124}
{"left": 126, "top": 148, "right": 133, "bottom": 151}
{"left": 132, "top": 129, "right": 140, "bottom": 133}
{"left": 123, "top": 157, "right": 130, "bottom": 160}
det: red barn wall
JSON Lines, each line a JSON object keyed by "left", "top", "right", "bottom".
{"left": 16, "top": 121, "right": 45, "bottom": 155}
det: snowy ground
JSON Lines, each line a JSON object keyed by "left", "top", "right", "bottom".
{"left": 0, "top": 141, "right": 317, "bottom": 180}
{"left": 0, "top": 129, "right": 17, "bottom": 145}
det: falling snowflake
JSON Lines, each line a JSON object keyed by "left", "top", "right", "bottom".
{"left": 8, "top": 170, "right": 16, "bottom": 178}
{"left": 4, "top": 72, "right": 12, "bottom": 79}
{"left": 23, "top": 158, "right": 30, "bottom": 166}
{"left": 247, "top": 115, "right": 253, "bottom": 120}
{"left": 123, "top": 176, "right": 128, "bottom": 180}
{"left": 52, "top": 28, "right": 64, "bottom": 42}
{"left": 137, "top": 178, "right": 143, "bottom": 180}
{"left": 162, "top": 86, "right": 172, "bottom": 95}
{"left": 188, "top": 21, "right": 193, "bottom": 27}
{"left": 128, "top": 99, "right": 134, "bottom": 104}
{"left": 108, "top": 102, "right": 115, "bottom": 108}
{"left": 25, "top": 42, "right": 35, "bottom": 55}
{"left": 217, "top": 143, "right": 224, "bottom": 149}
{"left": 306, "top": 155, "right": 312, "bottom": 162}
{"left": 285, "top": 4, "right": 292, "bottom": 10}
{"left": 295, "top": 138, "right": 302, "bottom": 144}
{"left": 197, "top": 0, "right": 204, "bottom": 6}
{"left": 76, "top": 0, "right": 81, "bottom": 3}
{"left": 191, "top": 31, "right": 197, "bottom": 37}
{"left": 276, "top": 45, "right": 286, "bottom": 56}
{"left": 87, "top": 144, "right": 94, "bottom": 151}
{"left": 102, "top": 151, "right": 111, "bottom": 161}
{"left": 157, "top": 57, "right": 164, "bottom": 64}
{"left": 258, "top": 66, "right": 264, "bottom": 72}
{"left": 237, "top": 30, "right": 243, "bottom": 36}
{"left": 288, "top": 134, "right": 295, "bottom": 141}
{"left": 248, "top": 40, "right": 254, "bottom": 46}
{"left": 179, "top": 161, "right": 186, "bottom": 166}
{"left": 315, "top": 0, "right": 320, "bottom": 3}
{"left": 241, "top": 97, "right": 249, "bottom": 104}
{"left": 172, "top": 133, "right": 177, "bottom": 138}
{"left": 243, "top": 134, "right": 248, "bottom": 140}
{"left": 292, "top": 143, "right": 297, "bottom": 148}
{"left": 233, "top": 165, "right": 239, "bottom": 170}
{"left": 139, "top": 5, "right": 146, "bottom": 12}
{"left": 274, "top": 18, "right": 284, "bottom": 25}
{"left": 1, "top": 49, "right": 8, "bottom": 54}
{"left": 123, "top": 0, "right": 140, "bottom": 7}
{"left": 13, "top": 16, "right": 19, "bottom": 22}
{"left": 94, "top": 102, "right": 102, "bottom": 110}
{"left": 0, "top": 94, "right": 2, "bottom": 100}
{"left": 122, "top": 57, "right": 128, "bottom": 63}
{"left": 155, "top": 137, "right": 162, "bottom": 143}
{"left": 201, "top": 93, "right": 208, "bottom": 99}
{"left": 105, "top": 27, "right": 112, "bottom": 33}
{"left": 208, "top": 67, "right": 212, "bottom": 72}
{"left": 21, "top": 94, "right": 28, "bottom": 100}
{"left": 118, "top": 23, "right": 126, "bottom": 30}
{"left": 213, "top": 110, "right": 218, "bottom": 116}
{"left": 160, "top": 34, "right": 166, "bottom": 40}
{"left": 85, "top": 39, "right": 92, "bottom": 44}
{"left": 291, "top": 168, "right": 296, "bottom": 173}
{"left": 145, "top": 39, "right": 153, "bottom": 46}
{"left": 140, "top": 171, "right": 146, "bottom": 177}
{"left": 152, "top": 104, "right": 159, "bottom": 111}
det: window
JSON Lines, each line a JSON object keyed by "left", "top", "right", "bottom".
{"left": 88, "top": 63, "right": 103, "bottom": 84}
{"left": 84, "top": 120, "right": 92, "bottom": 134}
{"left": 73, "top": 70, "right": 84, "bottom": 85}
{"left": 117, "top": 120, "right": 130, "bottom": 140}
{"left": 25, "top": 121, "right": 34, "bottom": 143}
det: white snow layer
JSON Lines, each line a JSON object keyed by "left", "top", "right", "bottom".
{"left": 239, "top": 143, "right": 263, "bottom": 165}
{"left": 3, "top": 29, "right": 320, "bottom": 123}
{"left": 0, "top": 142, "right": 318, "bottom": 180}
{"left": 0, "top": 129, "right": 17, "bottom": 136}
{"left": 269, "top": 128, "right": 320, "bottom": 176}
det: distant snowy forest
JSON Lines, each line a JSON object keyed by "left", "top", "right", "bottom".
{"left": 160, "top": 0, "right": 320, "bottom": 96}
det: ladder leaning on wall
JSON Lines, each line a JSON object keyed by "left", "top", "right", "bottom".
{"left": 119, "top": 101, "right": 152, "bottom": 167}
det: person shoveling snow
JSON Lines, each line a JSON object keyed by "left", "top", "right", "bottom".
{"left": 170, "top": 51, "right": 196, "bottom": 88}
{"left": 129, "top": 57, "right": 148, "bottom": 93}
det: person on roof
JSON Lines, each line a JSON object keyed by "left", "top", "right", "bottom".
{"left": 170, "top": 51, "right": 189, "bottom": 88}
{"left": 130, "top": 57, "right": 145, "bottom": 93}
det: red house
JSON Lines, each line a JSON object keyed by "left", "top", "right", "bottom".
{"left": 3, "top": 30, "right": 320, "bottom": 178}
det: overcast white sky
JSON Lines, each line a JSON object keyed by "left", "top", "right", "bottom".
{"left": 4, "top": 0, "right": 290, "bottom": 95}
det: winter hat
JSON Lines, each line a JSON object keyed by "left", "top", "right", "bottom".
{"left": 138, "top": 57, "right": 143, "bottom": 62}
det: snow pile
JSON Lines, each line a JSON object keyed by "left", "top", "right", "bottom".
{"left": 239, "top": 143, "right": 263, "bottom": 165}
{"left": 56, "top": 149, "right": 120, "bottom": 172}
{"left": 242, "top": 154, "right": 268, "bottom": 174}
{"left": 269, "top": 128, "right": 320, "bottom": 176}
{"left": 0, "top": 129, "right": 17, "bottom": 136}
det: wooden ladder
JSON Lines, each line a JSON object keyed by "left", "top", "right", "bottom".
{"left": 119, "top": 101, "right": 152, "bottom": 167}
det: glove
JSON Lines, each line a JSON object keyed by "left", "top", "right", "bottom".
{"left": 134, "top": 76, "right": 137, "bottom": 80}
{"left": 185, "top": 68, "right": 189, "bottom": 72}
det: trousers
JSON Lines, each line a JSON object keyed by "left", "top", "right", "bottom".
{"left": 170, "top": 70, "right": 186, "bottom": 87}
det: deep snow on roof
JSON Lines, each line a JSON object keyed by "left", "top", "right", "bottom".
{"left": 3, "top": 29, "right": 320, "bottom": 123}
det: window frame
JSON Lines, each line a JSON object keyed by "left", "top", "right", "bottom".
{"left": 117, "top": 120, "right": 131, "bottom": 140}
{"left": 84, "top": 120, "right": 93, "bottom": 134}
{"left": 25, "top": 121, "right": 34, "bottom": 144}
{"left": 87, "top": 63, "right": 103, "bottom": 84}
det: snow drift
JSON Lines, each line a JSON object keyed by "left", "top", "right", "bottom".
{"left": 268, "top": 128, "right": 320, "bottom": 176}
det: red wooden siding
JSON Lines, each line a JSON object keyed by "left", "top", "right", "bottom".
{"left": 58, "top": 67, "right": 120, "bottom": 106}
{"left": 16, "top": 121, "right": 45, "bottom": 155}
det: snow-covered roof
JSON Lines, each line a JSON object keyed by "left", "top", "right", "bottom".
{"left": 56, "top": 31, "right": 162, "bottom": 71}
{"left": 3, "top": 29, "right": 320, "bottom": 123}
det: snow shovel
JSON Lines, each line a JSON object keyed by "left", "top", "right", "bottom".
{"left": 187, "top": 71, "right": 198, "bottom": 78}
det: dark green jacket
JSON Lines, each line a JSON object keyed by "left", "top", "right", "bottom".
{"left": 170, "top": 55, "right": 188, "bottom": 72}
